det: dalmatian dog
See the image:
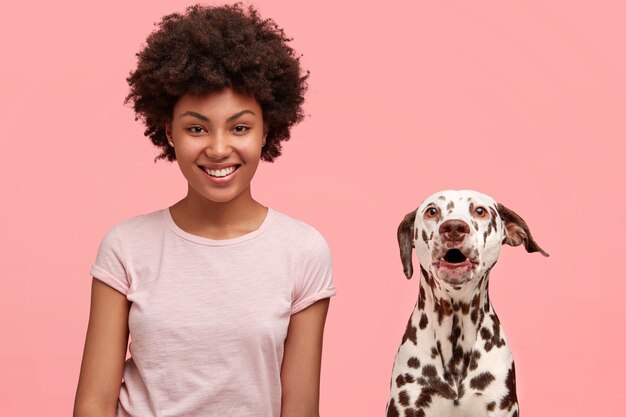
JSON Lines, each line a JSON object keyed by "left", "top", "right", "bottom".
{"left": 386, "top": 190, "right": 548, "bottom": 417}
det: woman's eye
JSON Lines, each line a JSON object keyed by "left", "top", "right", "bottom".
{"left": 233, "top": 125, "right": 249, "bottom": 134}
{"left": 188, "top": 126, "right": 205, "bottom": 134}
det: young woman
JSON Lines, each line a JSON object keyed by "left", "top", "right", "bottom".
{"left": 74, "top": 5, "right": 335, "bottom": 417}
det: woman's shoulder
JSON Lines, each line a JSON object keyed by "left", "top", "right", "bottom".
{"left": 99, "top": 208, "right": 168, "bottom": 242}
{"left": 112, "top": 208, "right": 165, "bottom": 228}
{"left": 268, "top": 208, "right": 328, "bottom": 245}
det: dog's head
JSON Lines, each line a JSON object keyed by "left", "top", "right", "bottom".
{"left": 398, "top": 190, "right": 548, "bottom": 285}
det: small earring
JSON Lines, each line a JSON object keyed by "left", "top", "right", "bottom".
{"left": 168, "top": 141, "right": 174, "bottom": 147}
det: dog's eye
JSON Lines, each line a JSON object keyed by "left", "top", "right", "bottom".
{"left": 475, "top": 207, "right": 487, "bottom": 217}
{"left": 425, "top": 207, "right": 439, "bottom": 218}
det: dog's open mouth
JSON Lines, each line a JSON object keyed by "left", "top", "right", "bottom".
{"left": 443, "top": 249, "right": 467, "bottom": 264}
{"left": 437, "top": 249, "right": 474, "bottom": 273}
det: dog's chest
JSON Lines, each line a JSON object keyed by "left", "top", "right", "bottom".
{"left": 389, "top": 293, "right": 517, "bottom": 416}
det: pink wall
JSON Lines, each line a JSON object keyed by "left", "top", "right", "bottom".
{"left": 1, "top": 1, "right": 625, "bottom": 415}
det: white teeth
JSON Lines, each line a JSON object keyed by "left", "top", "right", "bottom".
{"left": 203, "top": 166, "right": 237, "bottom": 177}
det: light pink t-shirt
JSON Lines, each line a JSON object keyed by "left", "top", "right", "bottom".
{"left": 90, "top": 208, "right": 335, "bottom": 417}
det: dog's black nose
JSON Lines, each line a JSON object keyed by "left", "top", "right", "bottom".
{"left": 439, "top": 220, "right": 470, "bottom": 243}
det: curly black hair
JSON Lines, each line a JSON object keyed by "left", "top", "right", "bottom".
{"left": 125, "top": 3, "right": 308, "bottom": 162}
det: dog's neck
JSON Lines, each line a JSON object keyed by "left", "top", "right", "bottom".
{"left": 418, "top": 265, "right": 491, "bottom": 305}
{"left": 412, "top": 266, "right": 495, "bottom": 381}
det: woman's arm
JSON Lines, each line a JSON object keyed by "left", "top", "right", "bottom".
{"left": 74, "top": 278, "right": 131, "bottom": 417}
{"left": 280, "top": 298, "right": 331, "bottom": 417}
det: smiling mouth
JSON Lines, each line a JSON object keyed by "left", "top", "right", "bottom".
{"left": 198, "top": 165, "right": 240, "bottom": 178}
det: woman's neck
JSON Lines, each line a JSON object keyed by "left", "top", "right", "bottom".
{"left": 169, "top": 186, "right": 267, "bottom": 240}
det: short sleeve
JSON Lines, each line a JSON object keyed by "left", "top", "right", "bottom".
{"left": 90, "top": 225, "right": 130, "bottom": 295}
{"left": 291, "top": 229, "right": 336, "bottom": 314}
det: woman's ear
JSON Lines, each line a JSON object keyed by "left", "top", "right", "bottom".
{"left": 165, "top": 124, "right": 174, "bottom": 147}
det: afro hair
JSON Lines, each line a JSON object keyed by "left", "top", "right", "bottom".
{"left": 125, "top": 3, "right": 309, "bottom": 162}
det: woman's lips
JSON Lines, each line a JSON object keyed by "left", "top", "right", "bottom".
{"left": 198, "top": 164, "right": 239, "bottom": 177}
{"left": 197, "top": 164, "right": 240, "bottom": 184}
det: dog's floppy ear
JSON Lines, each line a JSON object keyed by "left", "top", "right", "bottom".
{"left": 398, "top": 209, "right": 417, "bottom": 279}
{"left": 497, "top": 203, "right": 549, "bottom": 257}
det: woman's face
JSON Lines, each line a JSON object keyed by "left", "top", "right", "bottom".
{"left": 167, "top": 88, "right": 265, "bottom": 205}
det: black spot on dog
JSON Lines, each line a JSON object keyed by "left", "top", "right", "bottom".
{"left": 408, "top": 357, "right": 421, "bottom": 369}
{"left": 421, "top": 267, "right": 435, "bottom": 288}
{"left": 419, "top": 313, "right": 428, "bottom": 329}
{"left": 418, "top": 285, "right": 426, "bottom": 310}
{"left": 470, "top": 307, "right": 480, "bottom": 325}
{"left": 483, "top": 314, "right": 506, "bottom": 352}
{"left": 470, "top": 295, "right": 484, "bottom": 324}
{"left": 416, "top": 382, "right": 457, "bottom": 408}
{"left": 499, "top": 364, "right": 518, "bottom": 411}
{"left": 469, "top": 372, "right": 495, "bottom": 390}
{"left": 447, "top": 201, "right": 454, "bottom": 212}
{"left": 462, "top": 351, "right": 471, "bottom": 370}
{"left": 399, "top": 390, "right": 410, "bottom": 406}
{"left": 402, "top": 319, "right": 418, "bottom": 345}
{"left": 405, "top": 408, "right": 424, "bottom": 417}
{"left": 472, "top": 294, "right": 480, "bottom": 307}
{"left": 396, "top": 373, "right": 416, "bottom": 388}
{"left": 480, "top": 327, "right": 492, "bottom": 340}
{"left": 435, "top": 299, "right": 453, "bottom": 325}
{"left": 461, "top": 302, "right": 470, "bottom": 315}
{"left": 450, "top": 345, "right": 464, "bottom": 370}
{"left": 489, "top": 207, "right": 498, "bottom": 231}
{"left": 486, "top": 401, "right": 496, "bottom": 411}
{"left": 422, "top": 365, "right": 437, "bottom": 378}
{"left": 468, "top": 350, "right": 481, "bottom": 371}
{"left": 414, "top": 387, "right": 435, "bottom": 408}
{"left": 430, "top": 347, "right": 438, "bottom": 359}
{"left": 387, "top": 398, "right": 400, "bottom": 417}
{"left": 422, "top": 229, "right": 428, "bottom": 243}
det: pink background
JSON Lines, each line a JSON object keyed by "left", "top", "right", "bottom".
{"left": 1, "top": 1, "right": 625, "bottom": 415}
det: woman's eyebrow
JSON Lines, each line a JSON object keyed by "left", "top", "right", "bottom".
{"left": 178, "top": 109, "right": 256, "bottom": 122}
{"left": 179, "top": 111, "right": 208, "bottom": 121}
{"left": 227, "top": 109, "right": 256, "bottom": 122}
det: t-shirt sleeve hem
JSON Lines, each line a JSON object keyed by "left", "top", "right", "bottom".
{"left": 290, "top": 288, "right": 336, "bottom": 315}
{"left": 90, "top": 264, "right": 129, "bottom": 295}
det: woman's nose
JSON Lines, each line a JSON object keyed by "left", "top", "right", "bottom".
{"left": 204, "top": 132, "right": 230, "bottom": 159}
